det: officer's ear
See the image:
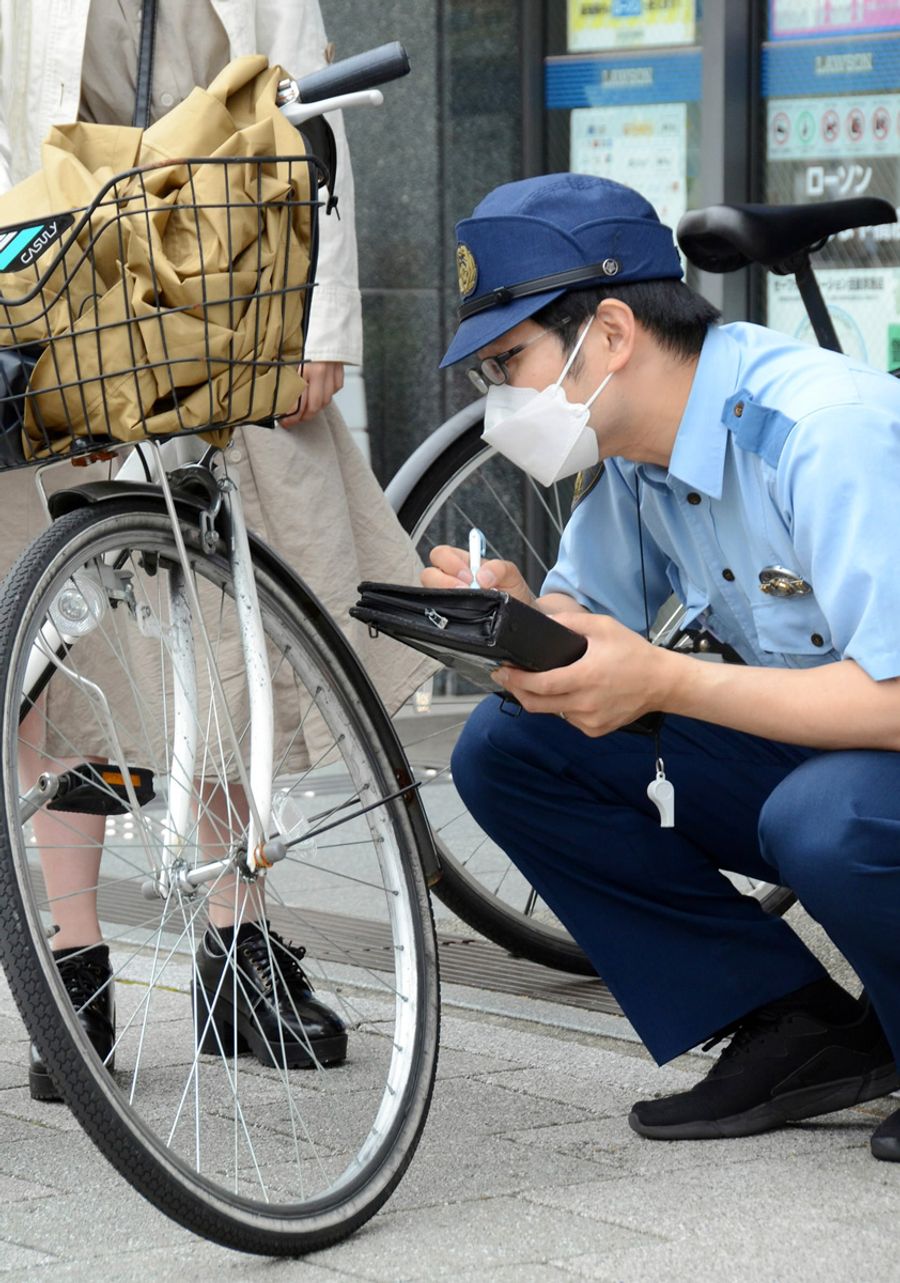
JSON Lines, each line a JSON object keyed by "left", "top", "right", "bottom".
{"left": 594, "top": 299, "right": 635, "bottom": 371}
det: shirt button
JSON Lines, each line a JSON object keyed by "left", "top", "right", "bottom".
{"left": 811, "top": 633, "right": 824, "bottom": 647}
{"left": 734, "top": 401, "right": 745, "bottom": 418}
{"left": 686, "top": 492, "right": 702, "bottom": 505}
{"left": 160, "top": 92, "right": 175, "bottom": 108}
{"left": 722, "top": 568, "right": 735, "bottom": 582}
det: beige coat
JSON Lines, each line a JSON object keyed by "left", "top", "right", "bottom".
{"left": 0, "top": 13, "right": 433, "bottom": 747}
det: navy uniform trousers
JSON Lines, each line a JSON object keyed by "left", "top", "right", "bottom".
{"left": 451, "top": 695, "right": 900, "bottom": 1067}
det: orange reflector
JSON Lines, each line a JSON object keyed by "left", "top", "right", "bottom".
{"left": 101, "top": 771, "right": 142, "bottom": 788}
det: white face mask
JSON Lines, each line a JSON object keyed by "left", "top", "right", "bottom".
{"left": 481, "top": 316, "right": 612, "bottom": 488}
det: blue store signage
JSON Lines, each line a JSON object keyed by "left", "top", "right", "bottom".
{"left": 763, "top": 36, "right": 900, "bottom": 97}
{"left": 545, "top": 49, "right": 702, "bottom": 109}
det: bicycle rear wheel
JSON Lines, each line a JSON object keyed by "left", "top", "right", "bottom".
{"left": 396, "top": 421, "right": 598, "bottom": 972}
{"left": 0, "top": 499, "right": 439, "bottom": 1255}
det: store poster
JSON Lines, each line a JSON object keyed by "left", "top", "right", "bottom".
{"left": 766, "top": 91, "right": 900, "bottom": 204}
{"left": 766, "top": 92, "right": 900, "bottom": 366}
{"left": 767, "top": 268, "right": 900, "bottom": 367}
{"left": 570, "top": 102, "right": 688, "bottom": 229}
{"left": 567, "top": 0, "right": 696, "bottom": 52}
{"left": 770, "top": 1, "right": 900, "bottom": 38}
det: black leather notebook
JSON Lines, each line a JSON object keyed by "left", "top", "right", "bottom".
{"left": 351, "top": 583, "right": 587, "bottom": 690}
{"left": 351, "top": 581, "right": 664, "bottom": 737}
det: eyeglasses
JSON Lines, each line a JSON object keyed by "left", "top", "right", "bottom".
{"left": 466, "top": 317, "right": 570, "bottom": 394}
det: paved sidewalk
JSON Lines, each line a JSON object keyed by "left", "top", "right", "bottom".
{"left": 0, "top": 959, "right": 896, "bottom": 1283}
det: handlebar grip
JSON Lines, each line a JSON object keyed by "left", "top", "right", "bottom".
{"left": 294, "top": 42, "right": 411, "bottom": 104}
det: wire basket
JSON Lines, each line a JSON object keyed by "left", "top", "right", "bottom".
{"left": 0, "top": 153, "right": 323, "bottom": 471}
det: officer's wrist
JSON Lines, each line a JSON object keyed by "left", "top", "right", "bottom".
{"left": 651, "top": 645, "right": 704, "bottom": 717}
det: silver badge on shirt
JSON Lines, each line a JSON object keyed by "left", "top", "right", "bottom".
{"left": 758, "top": 566, "right": 812, "bottom": 597}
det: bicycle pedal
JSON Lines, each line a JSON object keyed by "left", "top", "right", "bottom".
{"left": 46, "top": 763, "right": 155, "bottom": 815}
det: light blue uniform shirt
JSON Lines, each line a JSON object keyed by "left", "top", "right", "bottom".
{"left": 543, "top": 322, "right": 900, "bottom": 682}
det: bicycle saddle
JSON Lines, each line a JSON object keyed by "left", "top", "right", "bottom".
{"left": 677, "top": 197, "right": 897, "bottom": 273}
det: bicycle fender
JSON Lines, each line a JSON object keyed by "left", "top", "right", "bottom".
{"left": 384, "top": 396, "right": 486, "bottom": 514}
{"left": 48, "top": 479, "right": 211, "bottom": 520}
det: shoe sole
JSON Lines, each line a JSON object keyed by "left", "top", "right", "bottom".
{"left": 871, "top": 1135, "right": 900, "bottom": 1162}
{"left": 194, "top": 984, "right": 347, "bottom": 1069}
{"left": 29, "top": 1065, "right": 64, "bottom": 1103}
{"left": 629, "top": 1062, "right": 900, "bottom": 1140}
{"left": 29, "top": 1055, "right": 116, "bottom": 1103}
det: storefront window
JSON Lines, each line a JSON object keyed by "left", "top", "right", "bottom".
{"left": 763, "top": 8, "right": 900, "bottom": 366}
{"left": 769, "top": 1, "right": 900, "bottom": 41}
{"left": 546, "top": 2, "right": 702, "bottom": 276}
{"left": 567, "top": 0, "right": 698, "bottom": 52}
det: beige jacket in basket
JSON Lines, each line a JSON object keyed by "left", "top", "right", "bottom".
{"left": 0, "top": 57, "right": 314, "bottom": 457}
{"left": 0, "top": 0, "right": 362, "bottom": 365}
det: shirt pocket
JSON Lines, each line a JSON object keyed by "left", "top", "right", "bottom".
{"left": 750, "top": 597, "right": 839, "bottom": 668}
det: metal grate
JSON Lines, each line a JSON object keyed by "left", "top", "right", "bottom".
{"left": 85, "top": 876, "right": 621, "bottom": 1016}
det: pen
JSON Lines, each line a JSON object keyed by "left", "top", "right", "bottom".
{"left": 468, "top": 526, "right": 486, "bottom": 589}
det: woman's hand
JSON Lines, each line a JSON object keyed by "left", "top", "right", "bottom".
{"left": 421, "top": 545, "right": 535, "bottom": 603}
{"left": 491, "top": 611, "right": 671, "bottom": 736}
{"left": 280, "top": 361, "right": 345, "bottom": 426}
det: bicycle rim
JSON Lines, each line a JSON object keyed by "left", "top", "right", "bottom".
{"left": 0, "top": 502, "right": 439, "bottom": 1254}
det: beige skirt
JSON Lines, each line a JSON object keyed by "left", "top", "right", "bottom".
{"left": 0, "top": 403, "right": 434, "bottom": 770}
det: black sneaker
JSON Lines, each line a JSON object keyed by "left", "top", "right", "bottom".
{"left": 629, "top": 981, "right": 899, "bottom": 1140}
{"left": 29, "top": 944, "right": 116, "bottom": 1102}
{"left": 871, "top": 1106, "right": 900, "bottom": 1162}
{"left": 193, "top": 921, "right": 347, "bottom": 1069}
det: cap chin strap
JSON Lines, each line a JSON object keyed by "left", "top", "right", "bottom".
{"left": 458, "top": 259, "right": 626, "bottom": 320}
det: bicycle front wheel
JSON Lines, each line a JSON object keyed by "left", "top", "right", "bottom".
{"left": 0, "top": 499, "right": 439, "bottom": 1255}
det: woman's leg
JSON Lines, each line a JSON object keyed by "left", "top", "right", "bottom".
{"left": 198, "top": 780, "right": 265, "bottom": 930}
{"left": 19, "top": 705, "right": 105, "bottom": 950}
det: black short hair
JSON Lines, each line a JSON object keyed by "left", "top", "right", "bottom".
{"left": 532, "top": 278, "right": 721, "bottom": 363}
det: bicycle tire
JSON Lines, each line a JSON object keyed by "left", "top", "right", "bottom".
{"left": 395, "top": 418, "right": 796, "bottom": 974}
{"left": 0, "top": 499, "right": 439, "bottom": 1255}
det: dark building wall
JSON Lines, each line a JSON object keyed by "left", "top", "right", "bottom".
{"left": 318, "top": 1, "right": 524, "bottom": 485}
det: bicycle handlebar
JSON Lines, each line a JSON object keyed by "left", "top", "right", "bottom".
{"left": 294, "top": 41, "right": 411, "bottom": 104}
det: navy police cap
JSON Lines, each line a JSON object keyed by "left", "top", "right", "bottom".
{"left": 440, "top": 173, "right": 683, "bottom": 368}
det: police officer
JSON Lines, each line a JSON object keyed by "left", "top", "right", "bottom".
{"left": 426, "top": 173, "right": 900, "bottom": 1161}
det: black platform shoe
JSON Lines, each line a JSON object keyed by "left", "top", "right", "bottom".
{"left": 29, "top": 944, "right": 116, "bottom": 1102}
{"left": 193, "top": 921, "right": 347, "bottom": 1069}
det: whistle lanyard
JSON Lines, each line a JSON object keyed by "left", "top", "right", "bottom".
{"left": 635, "top": 472, "right": 675, "bottom": 828}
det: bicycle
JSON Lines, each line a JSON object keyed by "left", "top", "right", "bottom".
{"left": 386, "top": 191, "right": 898, "bottom": 976}
{"left": 0, "top": 46, "right": 442, "bottom": 1256}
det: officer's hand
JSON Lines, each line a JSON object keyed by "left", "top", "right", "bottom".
{"left": 491, "top": 611, "right": 665, "bottom": 736}
{"left": 280, "top": 361, "right": 345, "bottom": 426}
{"left": 421, "top": 545, "right": 535, "bottom": 603}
